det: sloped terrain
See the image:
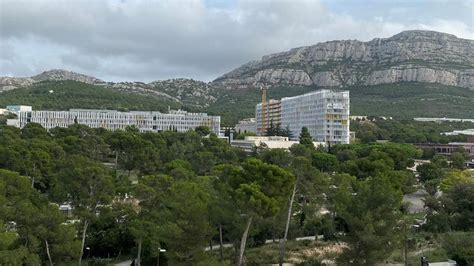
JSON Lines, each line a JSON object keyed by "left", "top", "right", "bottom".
{"left": 0, "top": 80, "right": 181, "bottom": 112}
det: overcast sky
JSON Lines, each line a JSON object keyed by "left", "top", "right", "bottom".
{"left": 1, "top": 0, "right": 473, "bottom": 82}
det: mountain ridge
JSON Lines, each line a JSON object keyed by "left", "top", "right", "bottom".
{"left": 212, "top": 30, "right": 473, "bottom": 89}
{"left": 1, "top": 30, "right": 473, "bottom": 125}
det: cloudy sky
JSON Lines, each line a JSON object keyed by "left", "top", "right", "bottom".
{"left": 1, "top": 0, "right": 473, "bottom": 82}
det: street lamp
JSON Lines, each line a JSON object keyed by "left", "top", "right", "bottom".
{"left": 85, "top": 247, "right": 91, "bottom": 259}
{"left": 157, "top": 248, "right": 166, "bottom": 266}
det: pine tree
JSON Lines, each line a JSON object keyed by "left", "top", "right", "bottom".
{"left": 299, "top": 127, "right": 314, "bottom": 149}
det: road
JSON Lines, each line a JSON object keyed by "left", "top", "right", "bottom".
{"left": 403, "top": 189, "right": 427, "bottom": 213}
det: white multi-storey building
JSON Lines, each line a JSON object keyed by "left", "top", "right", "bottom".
{"left": 6, "top": 106, "right": 220, "bottom": 134}
{"left": 256, "top": 89, "right": 350, "bottom": 145}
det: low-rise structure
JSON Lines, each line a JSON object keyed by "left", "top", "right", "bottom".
{"left": 415, "top": 142, "right": 474, "bottom": 158}
{"left": 231, "top": 136, "right": 325, "bottom": 152}
{"left": 235, "top": 118, "right": 257, "bottom": 134}
{"left": 6, "top": 105, "right": 32, "bottom": 115}
{"left": 442, "top": 129, "right": 474, "bottom": 142}
{"left": 414, "top": 117, "right": 474, "bottom": 123}
{"left": 6, "top": 106, "right": 220, "bottom": 134}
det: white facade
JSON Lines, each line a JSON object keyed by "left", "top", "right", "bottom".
{"left": 9, "top": 107, "right": 220, "bottom": 134}
{"left": 442, "top": 129, "right": 474, "bottom": 136}
{"left": 255, "top": 90, "right": 350, "bottom": 145}
{"left": 281, "top": 90, "right": 350, "bottom": 144}
{"left": 414, "top": 117, "right": 474, "bottom": 123}
{"left": 6, "top": 105, "right": 32, "bottom": 115}
{"left": 231, "top": 136, "right": 325, "bottom": 152}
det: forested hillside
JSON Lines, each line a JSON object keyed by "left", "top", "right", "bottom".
{"left": 0, "top": 80, "right": 181, "bottom": 112}
{"left": 203, "top": 82, "right": 474, "bottom": 126}
{"left": 1, "top": 123, "right": 472, "bottom": 265}
{"left": 351, "top": 118, "right": 474, "bottom": 144}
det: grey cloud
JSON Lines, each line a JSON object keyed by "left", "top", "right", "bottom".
{"left": 0, "top": 0, "right": 472, "bottom": 82}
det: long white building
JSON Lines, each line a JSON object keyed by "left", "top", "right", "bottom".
{"left": 256, "top": 89, "right": 350, "bottom": 145}
{"left": 6, "top": 106, "right": 220, "bottom": 134}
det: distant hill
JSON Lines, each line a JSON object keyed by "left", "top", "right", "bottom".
{"left": 1, "top": 30, "right": 473, "bottom": 126}
{"left": 201, "top": 82, "right": 474, "bottom": 126}
{"left": 0, "top": 80, "right": 181, "bottom": 112}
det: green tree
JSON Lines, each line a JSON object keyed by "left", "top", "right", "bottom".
{"left": 195, "top": 126, "right": 211, "bottom": 136}
{"left": 213, "top": 159, "right": 294, "bottom": 266}
{"left": 21, "top": 122, "right": 51, "bottom": 140}
{"left": 440, "top": 170, "right": 474, "bottom": 192}
{"left": 442, "top": 232, "right": 474, "bottom": 266}
{"left": 336, "top": 174, "right": 403, "bottom": 265}
{"left": 53, "top": 156, "right": 115, "bottom": 265}
{"left": 451, "top": 152, "right": 466, "bottom": 169}
{"left": 258, "top": 148, "right": 292, "bottom": 168}
{"left": 431, "top": 154, "right": 449, "bottom": 168}
{"left": 0, "top": 169, "right": 79, "bottom": 264}
{"left": 282, "top": 125, "right": 293, "bottom": 139}
{"left": 442, "top": 183, "right": 474, "bottom": 231}
{"left": 135, "top": 175, "right": 213, "bottom": 265}
{"left": 279, "top": 157, "right": 328, "bottom": 265}
{"left": 311, "top": 152, "right": 339, "bottom": 172}
{"left": 417, "top": 163, "right": 443, "bottom": 182}
{"left": 299, "top": 127, "right": 314, "bottom": 149}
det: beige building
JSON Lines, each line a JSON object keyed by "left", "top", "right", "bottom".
{"left": 231, "top": 136, "right": 325, "bottom": 152}
{"left": 256, "top": 99, "right": 281, "bottom": 135}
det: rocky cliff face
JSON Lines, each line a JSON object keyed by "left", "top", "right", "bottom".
{"left": 213, "top": 30, "right": 474, "bottom": 89}
{"left": 32, "top": 69, "right": 106, "bottom": 84}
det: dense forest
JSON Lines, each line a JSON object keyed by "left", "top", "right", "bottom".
{"left": 351, "top": 118, "right": 474, "bottom": 144}
{"left": 0, "top": 122, "right": 472, "bottom": 265}
{"left": 0, "top": 81, "right": 181, "bottom": 113}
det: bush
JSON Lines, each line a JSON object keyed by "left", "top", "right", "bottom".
{"left": 442, "top": 232, "right": 474, "bottom": 266}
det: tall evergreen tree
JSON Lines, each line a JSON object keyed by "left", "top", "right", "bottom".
{"left": 299, "top": 127, "right": 314, "bottom": 149}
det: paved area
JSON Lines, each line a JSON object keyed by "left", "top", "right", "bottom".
{"left": 115, "top": 260, "right": 132, "bottom": 266}
{"left": 403, "top": 189, "right": 428, "bottom": 213}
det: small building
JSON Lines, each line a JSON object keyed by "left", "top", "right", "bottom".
{"left": 59, "top": 204, "right": 74, "bottom": 217}
{"left": 415, "top": 142, "right": 474, "bottom": 158}
{"left": 442, "top": 129, "right": 474, "bottom": 142}
{"left": 231, "top": 136, "right": 325, "bottom": 153}
{"left": 6, "top": 105, "right": 32, "bottom": 115}
{"left": 414, "top": 117, "right": 474, "bottom": 123}
{"left": 235, "top": 118, "right": 257, "bottom": 134}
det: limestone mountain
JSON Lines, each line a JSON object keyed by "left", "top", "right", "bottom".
{"left": 213, "top": 30, "right": 474, "bottom": 89}
{"left": 32, "top": 69, "right": 106, "bottom": 84}
{"left": 1, "top": 30, "right": 474, "bottom": 125}
{"left": 149, "top": 78, "right": 217, "bottom": 107}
